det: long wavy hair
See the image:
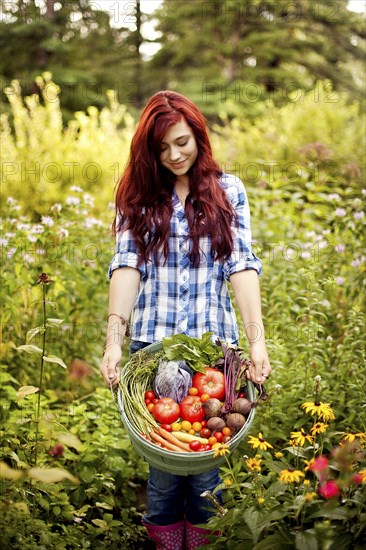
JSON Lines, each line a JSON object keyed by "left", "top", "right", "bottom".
{"left": 113, "top": 90, "right": 236, "bottom": 266}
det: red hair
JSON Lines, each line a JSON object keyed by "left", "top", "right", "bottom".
{"left": 113, "top": 90, "right": 236, "bottom": 266}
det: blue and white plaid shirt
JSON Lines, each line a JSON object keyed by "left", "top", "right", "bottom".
{"left": 108, "top": 173, "right": 262, "bottom": 344}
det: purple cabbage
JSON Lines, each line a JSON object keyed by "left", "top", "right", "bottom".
{"left": 153, "top": 360, "right": 193, "bottom": 402}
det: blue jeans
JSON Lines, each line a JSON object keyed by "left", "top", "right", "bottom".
{"left": 130, "top": 340, "right": 223, "bottom": 526}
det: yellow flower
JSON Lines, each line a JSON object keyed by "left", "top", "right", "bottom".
{"left": 274, "top": 451, "right": 283, "bottom": 459}
{"left": 223, "top": 478, "right": 233, "bottom": 487}
{"left": 213, "top": 443, "right": 230, "bottom": 459}
{"left": 310, "top": 422, "right": 329, "bottom": 436}
{"left": 247, "top": 432, "right": 273, "bottom": 451}
{"left": 290, "top": 429, "right": 314, "bottom": 447}
{"left": 301, "top": 401, "right": 335, "bottom": 422}
{"left": 257, "top": 497, "right": 265, "bottom": 505}
{"left": 303, "top": 479, "right": 311, "bottom": 486}
{"left": 246, "top": 457, "right": 262, "bottom": 472}
{"left": 304, "top": 492, "right": 317, "bottom": 502}
{"left": 279, "top": 468, "right": 305, "bottom": 484}
{"left": 341, "top": 432, "right": 366, "bottom": 444}
{"left": 303, "top": 458, "right": 315, "bottom": 472}
{"left": 359, "top": 469, "right": 366, "bottom": 483}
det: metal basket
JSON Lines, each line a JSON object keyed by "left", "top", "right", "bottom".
{"left": 117, "top": 341, "right": 256, "bottom": 476}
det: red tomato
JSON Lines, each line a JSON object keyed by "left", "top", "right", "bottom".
{"left": 201, "top": 420, "right": 207, "bottom": 428}
{"left": 189, "top": 440, "right": 202, "bottom": 452}
{"left": 145, "top": 399, "right": 152, "bottom": 405}
{"left": 202, "top": 444, "right": 212, "bottom": 451}
{"left": 161, "top": 424, "right": 172, "bottom": 432}
{"left": 180, "top": 396, "right": 205, "bottom": 423}
{"left": 192, "top": 367, "right": 225, "bottom": 400}
{"left": 200, "top": 428, "right": 212, "bottom": 438}
{"left": 145, "top": 390, "right": 156, "bottom": 400}
{"left": 213, "top": 431, "right": 224, "bottom": 443}
{"left": 152, "top": 397, "right": 180, "bottom": 424}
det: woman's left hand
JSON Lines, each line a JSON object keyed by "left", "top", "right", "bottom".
{"left": 247, "top": 341, "right": 271, "bottom": 384}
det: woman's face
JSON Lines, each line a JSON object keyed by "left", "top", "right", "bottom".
{"left": 159, "top": 118, "right": 198, "bottom": 179}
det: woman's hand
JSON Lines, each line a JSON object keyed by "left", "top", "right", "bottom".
{"left": 100, "top": 343, "right": 122, "bottom": 386}
{"left": 247, "top": 341, "right": 271, "bottom": 385}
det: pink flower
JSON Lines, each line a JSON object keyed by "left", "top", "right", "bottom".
{"left": 310, "top": 455, "right": 329, "bottom": 472}
{"left": 49, "top": 444, "right": 65, "bottom": 457}
{"left": 351, "top": 473, "right": 363, "bottom": 485}
{"left": 319, "top": 480, "right": 340, "bottom": 499}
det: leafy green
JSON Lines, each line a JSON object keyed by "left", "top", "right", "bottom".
{"left": 162, "top": 332, "right": 223, "bottom": 372}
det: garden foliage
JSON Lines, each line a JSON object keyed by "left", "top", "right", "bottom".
{"left": 0, "top": 76, "right": 365, "bottom": 548}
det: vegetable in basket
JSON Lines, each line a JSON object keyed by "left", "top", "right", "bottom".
{"left": 153, "top": 359, "right": 193, "bottom": 402}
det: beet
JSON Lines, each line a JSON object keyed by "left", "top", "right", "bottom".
{"left": 207, "top": 416, "right": 226, "bottom": 432}
{"left": 226, "top": 413, "right": 246, "bottom": 433}
{"left": 204, "top": 398, "right": 222, "bottom": 418}
{"left": 233, "top": 398, "right": 252, "bottom": 416}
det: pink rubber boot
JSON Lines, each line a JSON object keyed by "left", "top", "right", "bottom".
{"left": 185, "top": 521, "right": 216, "bottom": 549}
{"left": 143, "top": 520, "right": 185, "bottom": 550}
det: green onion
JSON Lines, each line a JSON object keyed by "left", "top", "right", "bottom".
{"left": 119, "top": 349, "right": 165, "bottom": 435}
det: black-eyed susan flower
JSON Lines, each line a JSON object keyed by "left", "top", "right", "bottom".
{"left": 303, "top": 458, "right": 315, "bottom": 472}
{"left": 301, "top": 401, "right": 335, "bottom": 422}
{"left": 246, "top": 456, "right": 262, "bottom": 472}
{"left": 274, "top": 451, "right": 283, "bottom": 459}
{"left": 213, "top": 443, "right": 230, "bottom": 459}
{"left": 247, "top": 432, "right": 273, "bottom": 451}
{"left": 290, "top": 429, "right": 314, "bottom": 447}
{"left": 257, "top": 497, "right": 265, "bottom": 505}
{"left": 303, "top": 479, "right": 311, "bottom": 486}
{"left": 310, "top": 422, "right": 329, "bottom": 436}
{"left": 340, "top": 431, "right": 366, "bottom": 444}
{"left": 304, "top": 492, "right": 317, "bottom": 502}
{"left": 223, "top": 478, "right": 233, "bottom": 487}
{"left": 279, "top": 468, "right": 305, "bottom": 484}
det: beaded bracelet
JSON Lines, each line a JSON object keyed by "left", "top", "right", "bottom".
{"left": 107, "top": 312, "right": 130, "bottom": 337}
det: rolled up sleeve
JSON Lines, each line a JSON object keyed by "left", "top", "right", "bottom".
{"left": 222, "top": 176, "right": 262, "bottom": 280}
{"left": 108, "top": 221, "right": 147, "bottom": 280}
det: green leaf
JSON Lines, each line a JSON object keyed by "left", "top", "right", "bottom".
{"left": 91, "top": 519, "right": 108, "bottom": 529}
{"left": 295, "top": 530, "right": 318, "bottom": 550}
{"left": 28, "top": 467, "right": 78, "bottom": 483}
{"left": 43, "top": 354, "right": 67, "bottom": 369}
{"left": 26, "top": 326, "right": 45, "bottom": 342}
{"left": 254, "top": 533, "right": 293, "bottom": 550}
{"left": 16, "top": 344, "right": 43, "bottom": 354}
{"left": 46, "top": 318, "right": 64, "bottom": 328}
{"left": 17, "top": 385, "right": 40, "bottom": 399}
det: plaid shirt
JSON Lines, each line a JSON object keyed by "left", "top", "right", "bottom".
{"left": 108, "top": 173, "right": 262, "bottom": 344}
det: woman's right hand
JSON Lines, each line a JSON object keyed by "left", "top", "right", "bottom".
{"left": 100, "top": 343, "right": 122, "bottom": 386}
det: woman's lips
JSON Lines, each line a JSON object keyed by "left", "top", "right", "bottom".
{"left": 171, "top": 160, "right": 186, "bottom": 169}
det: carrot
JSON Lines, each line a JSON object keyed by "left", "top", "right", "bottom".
{"left": 149, "top": 431, "right": 189, "bottom": 452}
{"left": 156, "top": 427, "right": 193, "bottom": 452}
{"left": 173, "top": 431, "right": 209, "bottom": 444}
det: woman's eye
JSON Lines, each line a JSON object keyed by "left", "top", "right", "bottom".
{"left": 178, "top": 141, "right": 188, "bottom": 147}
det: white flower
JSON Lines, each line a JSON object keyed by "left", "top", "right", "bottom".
{"left": 328, "top": 193, "right": 340, "bottom": 200}
{"left": 354, "top": 211, "right": 364, "bottom": 220}
{"left": 30, "top": 224, "right": 44, "bottom": 234}
{"left": 66, "top": 196, "right": 80, "bottom": 206}
{"left": 361, "top": 189, "right": 366, "bottom": 196}
{"left": 0, "top": 238, "right": 9, "bottom": 246}
{"left": 108, "top": 202, "right": 115, "bottom": 210}
{"left": 336, "top": 276, "right": 345, "bottom": 285}
{"left": 5, "top": 232, "right": 16, "bottom": 238}
{"left": 84, "top": 217, "right": 104, "bottom": 229}
{"left": 27, "top": 234, "right": 37, "bottom": 242}
{"left": 301, "top": 251, "right": 311, "bottom": 259}
{"left": 335, "top": 208, "right": 346, "bottom": 217}
{"left": 70, "top": 185, "right": 83, "bottom": 192}
{"left": 7, "top": 246, "right": 16, "bottom": 259}
{"left": 335, "top": 244, "right": 345, "bottom": 253}
{"left": 24, "top": 253, "right": 35, "bottom": 264}
{"left": 314, "top": 375, "right": 322, "bottom": 382}
{"left": 83, "top": 193, "right": 95, "bottom": 206}
{"left": 58, "top": 228, "right": 69, "bottom": 239}
{"left": 50, "top": 203, "right": 62, "bottom": 213}
{"left": 41, "top": 215, "right": 54, "bottom": 227}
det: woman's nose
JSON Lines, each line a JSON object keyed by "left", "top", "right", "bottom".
{"left": 169, "top": 146, "right": 181, "bottom": 161}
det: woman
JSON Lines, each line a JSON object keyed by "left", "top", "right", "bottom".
{"left": 100, "top": 90, "right": 271, "bottom": 549}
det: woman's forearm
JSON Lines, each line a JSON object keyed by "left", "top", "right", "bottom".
{"left": 105, "top": 267, "right": 141, "bottom": 347}
{"left": 230, "top": 269, "right": 265, "bottom": 346}
{"left": 230, "top": 269, "right": 271, "bottom": 383}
